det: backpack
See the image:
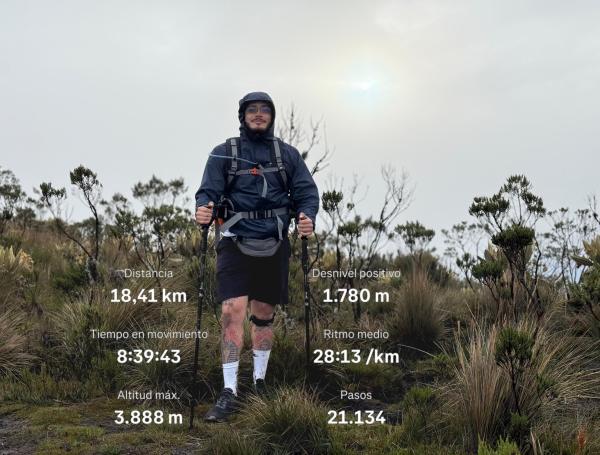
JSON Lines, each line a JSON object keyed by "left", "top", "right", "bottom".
{"left": 215, "top": 137, "right": 293, "bottom": 255}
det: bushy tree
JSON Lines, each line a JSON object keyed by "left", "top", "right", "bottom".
{"left": 104, "top": 176, "right": 192, "bottom": 283}
{"left": 0, "top": 167, "right": 28, "bottom": 236}
{"left": 442, "top": 221, "right": 487, "bottom": 289}
{"left": 318, "top": 166, "right": 412, "bottom": 321}
{"left": 38, "top": 165, "right": 104, "bottom": 282}
{"left": 469, "top": 175, "right": 546, "bottom": 321}
{"left": 393, "top": 220, "right": 435, "bottom": 269}
{"left": 542, "top": 208, "right": 597, "bottom": 298}
{"left": 570, "top": 236, "right": 600, "bottom": 333}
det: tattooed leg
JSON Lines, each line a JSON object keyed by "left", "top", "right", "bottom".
{"left": 221, "top": 296, "right": 248, "bottom": 363}
{"left": 220, "top": 296, "right": 247, "bottom": 395}
{"left": 250, "top": 300, "right": 275, "bottom": 351}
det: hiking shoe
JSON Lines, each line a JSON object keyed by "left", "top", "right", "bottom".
{"left": 204, "top": 388, "right": 238, "bottom": 422}
{"left": 253, "top": 379, "right": 268, "bottom": 397}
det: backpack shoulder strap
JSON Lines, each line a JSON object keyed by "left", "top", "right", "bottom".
{"left": 225, "top": 137, "right": 240, "bottom": 192}
{"left": 271, "top": 138, "right": 289, "bottom": 192}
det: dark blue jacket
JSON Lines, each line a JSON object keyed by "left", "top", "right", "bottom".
{"left": 195, "top": 92, "right": 319, "bottom": 239}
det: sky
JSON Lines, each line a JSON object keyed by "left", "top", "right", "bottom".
{"left": 1, "top": 0, "right": 599, "bottom": 251}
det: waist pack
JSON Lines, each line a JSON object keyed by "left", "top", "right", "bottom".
{"left": 233, "top": 236, "right": 281, "bottom": 257}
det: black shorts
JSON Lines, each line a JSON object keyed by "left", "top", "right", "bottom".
{"left": 216, "top": 237, "right": 290, "bottom": 306}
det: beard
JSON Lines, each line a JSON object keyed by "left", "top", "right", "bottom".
{"left": 245, "top": 120, "right": 270, "bottom": 132}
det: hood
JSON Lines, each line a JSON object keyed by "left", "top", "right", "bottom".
{"left": 238, "top": 91, "right": 276, "bottom": 141}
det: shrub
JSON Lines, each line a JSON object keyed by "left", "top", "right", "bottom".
{"left": 51, "top": 262, "right": 89, "bottom": 294}
{"left": 494, "top": 327, "right": 534, "bottom": 419}
{"left": 401, "top": 386, "right": 437, "bottom": 442}
{"left": 413, "top": 353, "right": 456, "bottom": 383}
{"left": 342, "top": 361, "right": 402, "bottom": 401}
{"left": 478, "top": 436, "right": 521, "bottom": 455}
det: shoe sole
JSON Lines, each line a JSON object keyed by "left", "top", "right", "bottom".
{"left": 204, "top": 414, "right": 230, "bottom": 423}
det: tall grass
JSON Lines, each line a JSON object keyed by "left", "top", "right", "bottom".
{"left": 519, "top": 322, "right": 600, "bottom": 423}
{"left": 0, "top": 370, "right": 97, "bottom": 403}
{"left": 121, "top": 319, "right": 197, "bottom": 406}
{"left": 0, "top": 245, "right": 33, "bottom": 312}
{"left": 442, "top": 323, "right": 511, "bottom": 446}
{"left": 0, "top": 310, "right": 36, "bottom": 378}
{"left": 48, "top": 290, "right": 159, "bottom": 379}
{"left": 387, "top": 271, "right": 445, "bottom": 356}
{"left": 441, "top": 318, "right": 600, "bottom": 450}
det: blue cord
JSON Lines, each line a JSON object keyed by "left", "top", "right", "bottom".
{"left": 209, "top": 154, "right": 259, "bottom": 166}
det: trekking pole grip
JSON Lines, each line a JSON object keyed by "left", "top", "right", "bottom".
{"left": 301, "top": 236, "right": 310, "bottom": 370}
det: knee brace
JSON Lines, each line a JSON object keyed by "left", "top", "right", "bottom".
{"left": 249, "top": 314, "right": 275, "bottom": 327}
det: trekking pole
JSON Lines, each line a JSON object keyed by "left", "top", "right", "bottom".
{"left": 189, "top": 223, "right": 210, "bottom": 429}
{"left": 301, "top": 235, "right": 310, "bottom": 371}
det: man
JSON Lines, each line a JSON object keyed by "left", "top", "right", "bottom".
{"left": 195, "top": 91, "right": 319, "bottom": 422}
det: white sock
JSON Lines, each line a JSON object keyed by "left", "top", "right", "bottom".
{"left": 253, "top": 350, "right": 271, "bottom": 383}
{"left": 223, "top": 361, "right": 239, "bottom": 395}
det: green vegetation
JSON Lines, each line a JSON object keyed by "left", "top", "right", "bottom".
{"left": 1, "top": 166, "right": 599, "bottom": 453}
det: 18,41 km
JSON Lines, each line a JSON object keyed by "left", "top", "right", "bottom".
{"left": 110, "top": 288, "right": 187, "bottom": 304}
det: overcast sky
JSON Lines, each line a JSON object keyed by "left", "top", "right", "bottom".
{"left": 1, "top": 0, "right": 599, "bottom": 248}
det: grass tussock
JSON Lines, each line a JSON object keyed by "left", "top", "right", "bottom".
{"left": 201, "top": 427, "right": 261, "bottom": 455}
{"left": 241, "top": 387, "right": 332, "bottom": 454}
{"left": 0, "top": 245, "right": 33, "bottom": 312}
{"left": 47, "top": 290, "right": 159, "bottom": 380}
{"left": 443, "top": 323, "right": 510, "bottom": 444}
{"left": 387, "top": 271, "right": 445, "bottom": 356}
{"left": 122, "top": 319, "right": 200, "bottom": 405}
{"left": 441, "top": 318, "right": 600, "bottom": 449}
{"left": 0, "top": 311, "right": 36, "bottom": 378}
{"left": 0, "top": 370, "right": 98, "bottom": 403}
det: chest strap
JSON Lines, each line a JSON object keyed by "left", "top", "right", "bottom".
{"left": 225, "top": 137, "right": 289, "bottom": 195}
{"left": 218, "top": 206, "right": 289, "bottom": 240}
{"left": 233, "top": 164, "right": 283, "bottom": 198}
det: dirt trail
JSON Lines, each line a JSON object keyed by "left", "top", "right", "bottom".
{"left": 0, "top": 415, "right": 34, "bottom": 455}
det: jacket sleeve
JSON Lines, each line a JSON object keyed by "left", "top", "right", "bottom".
{"left": 288, "top": 146, "right": 320, "bottom": 225}
{"left": 195, "top": 145, "right": 227, "bottom": 208}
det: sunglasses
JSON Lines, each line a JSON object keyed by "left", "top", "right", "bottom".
{"left": 245, "top": 105, "right": 272, "bottom": 115}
